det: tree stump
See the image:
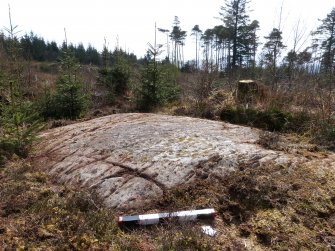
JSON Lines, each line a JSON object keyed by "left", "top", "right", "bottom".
{"left": 237, "top": 79, "right": 268, "bottom": 106}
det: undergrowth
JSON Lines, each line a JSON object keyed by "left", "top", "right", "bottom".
{"left": 156, "top": 160, "right": 335, "bottom": 250}
{"left": 1, "top": 141, "right": 335, "bottom": 250}
{"left": 0, "top": 160, "right": 123, "bottom": 249}
{"left": 171, "top": 78, "right": 335, "bottom": 150}
{"left": 0, "top": 160, "right": 221, "bottom": 250}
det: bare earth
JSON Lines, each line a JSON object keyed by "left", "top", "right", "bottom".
{"left": 33, "top": 113, "right": 335, "bottom": 210}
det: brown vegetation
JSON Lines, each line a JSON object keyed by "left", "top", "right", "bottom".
{"left": 1, "top": 7, "right": 335, "bottom": 248}
{"left": 157, "top": 158, "right": 335, "bottom": 250}
{"left": 1, "top": 151, "right": 334, "bottom": 250}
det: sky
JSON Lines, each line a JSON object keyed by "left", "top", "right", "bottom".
{"left": 0, "top": 0, "right": 334, "bottom": 60}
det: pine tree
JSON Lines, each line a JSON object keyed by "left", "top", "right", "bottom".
{"left": 191, "top": 25, "right": 202, "bottom": 69}
{"left": 313, "top": 8, "right": 335, "bottom": 83}
{"left": 158, "top": 28, "right": 170, "bottom": 61}
{"left": 263, "top": 28, "right": 286, "bottom": 88}
{"left": 245, "top": 20, "right": 260, "bottom": 70}
{"left": 220, "top": 0, "right": 252, "bottom": 69}
{"left": 170, "top": 17, "right": 187, "bottom": 69}
{"left": 201, "top": 29, "right": 214, "bottom": 66}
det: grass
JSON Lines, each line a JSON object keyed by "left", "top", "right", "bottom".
{"left": 1, "top": 152, "right": 335, "bottom": 250}
{"left": 171, "top": 79, "right": 335, "bottom": 150}
{"left": 0, "top": 159, "right": 222, "bottom": 250}
{"left": 0, "top": 159, "right": 122, "bottom": 249}
{"left": 155, "top": 159, "right": 335, "bottom": 250}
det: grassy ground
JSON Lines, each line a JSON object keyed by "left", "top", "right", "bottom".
{"left": 159, "top": 159, "right": 335, "bottom": 250}
{"left": 0, "top": 159, "right": 121, "bottom": 250}
{"left": 1, "top": 151, "right": 335, "bottom": 250}
{"left": 0, "top": 159, "right": 219, "bottom": 250}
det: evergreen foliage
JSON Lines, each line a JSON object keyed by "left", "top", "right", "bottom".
{"left": 262, "top": 28, "right": 286, "bottom": 86}
{"left": 0, "top": 20, "right": 42, "bottom": 162}
{"left": 220, "top": 0, "right": 257, "bottom": 69}
{"left": 84, "top": 44, "right": 100, "bottom": 65}
{"left": 97, "top": 48, "right": 131, "bottom": 102}
{"left": 1, "top": 32, "right": 104, "bottom": 65}
{"left": 0, "top": 87, "right": 41, "bottom": 159}
{"left": 191, "top": 25, "right": 202, "bottom": 70}
{"left": 137, "top": 44, "right": 179, "bottom": 111}
{"left": 170, "top": 17, "right": 187, "bottom": 68}
{"left": 110, "top": 50, "right": 131, "bottom": 95}
{"left": 220, "top": 107, "right": 292, "bottom": 131}
{"left": 313, "top": 8, "right": 335, "bottom": 82}
{"left": 40, "top": 49, "right": 89, "bottom": 119}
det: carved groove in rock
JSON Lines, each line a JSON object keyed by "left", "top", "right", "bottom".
{"left": 33, "top": 113, "right": 335, "bottom": 210}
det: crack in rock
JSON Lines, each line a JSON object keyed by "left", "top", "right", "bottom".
{"left": 105, "top": 160, "right": 166, "bottom": 191}
{"left": 33, "top": 113, "right": 335, "bottom": 210}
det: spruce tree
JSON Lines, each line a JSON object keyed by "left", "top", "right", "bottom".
{"left": 137, "top": 44, "right": 179, "bottom": 111}
{"left": 41, "top": 49, "right": 89, "bottom": 119}
{"left": 0, "top": 6, "right": 42, "bottom": 161}
{"left": 97, "top": 47, "right": 130, "bottom": 103}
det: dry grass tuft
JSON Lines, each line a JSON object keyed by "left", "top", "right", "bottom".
{"left": 154, "top": 160, "right": 335, "bottom": 250}
{"left": 1, "top": 152, "right": 335, "bottom": 250}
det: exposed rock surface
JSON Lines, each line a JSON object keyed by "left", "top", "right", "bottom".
{"left": 34, "top": 113, "right": 335, "bottom": 210}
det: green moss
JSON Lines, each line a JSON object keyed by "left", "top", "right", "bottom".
{"left": 220, "top": 107, "right": 294, "bottom": 131}
{"left": 251, "top": 209, "right": 321, "bottom": 250}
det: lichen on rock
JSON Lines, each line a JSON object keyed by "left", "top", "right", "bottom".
{"left": 34, "top": 113, "right": 335, "bottom": 210}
